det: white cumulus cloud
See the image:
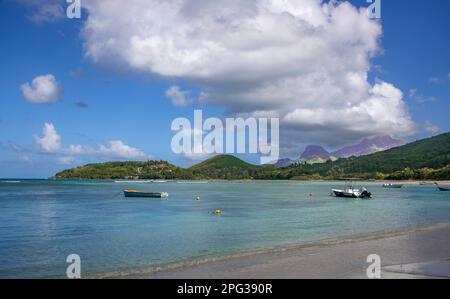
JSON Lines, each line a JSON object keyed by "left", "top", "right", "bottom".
{"left": 34, "top": 123, "right": 148, "bottom": 160}
{"left": 165, "top": 86, "right": 194, "bottom": 107}
{"left": 98, "top": 140, "right": 147, "bottom": 159}
{"left": 21, "top": 74, "right": 63, "bottom": 104}
{"left": 33, "top": 123, "right": 62, "bottom": 153}
{"left": 81, "top": 0, "right": 416, "bottom": 155}
{"left": 58, "top": 156, "right": 76, "bottom": 165}
{"left": 65, "top": 141, "right": 147, "bottom": 159}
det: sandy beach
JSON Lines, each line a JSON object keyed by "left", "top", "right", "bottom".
{"left": 141, "top": 223, "right": 450, "bottom": 279}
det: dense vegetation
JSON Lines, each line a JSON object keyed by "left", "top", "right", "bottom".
{"left": 189, "top": 155, "right": 274, "bottom": 180}
{"left": 55, "top": 161, "right": 193, "bottom": 180}
{"left": 55, "top": 133, "right": 450, "bottom": 180}
{"left": 278, "top": 132, "right": 450, "bottom": 180}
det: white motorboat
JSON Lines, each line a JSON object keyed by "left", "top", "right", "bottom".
{"left": 382, "top": 183, "right": 403, "bottom": 188}
{"left": 332, "top": 181, "right": 372, "bottom": 199}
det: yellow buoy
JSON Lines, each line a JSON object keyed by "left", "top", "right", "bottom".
{"left": 215, "top": 209, "right": 222, "bottom": 215}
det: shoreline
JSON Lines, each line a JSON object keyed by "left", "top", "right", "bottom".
{"left": 97, "top": 222, "right": 450, "bottom": 279}
{"left": 4, "top": 178, "right": 450, "bottom": 185}
{"left": 144, "top": 222, "right": 450, "bottom": 279}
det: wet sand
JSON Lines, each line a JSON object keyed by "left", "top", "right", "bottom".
{"left": 142, "top": 223, "right": 450, "bottom": 279}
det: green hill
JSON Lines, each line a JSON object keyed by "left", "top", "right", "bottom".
{"left": 55, "top": 160, "right": 192, "bottom": 180}
{"left": 190, "top": 155, "right": 258, "bottom": 171}
{"left": 333, "top": 132, "right": 450, "bottom": 173}
{"left": 281, "top": 132, "right": 450, "bottom": 180}
{"left": 54, "top": 155, "right": 270, "bottom": 180}
{"left": 189, "top": 155, "right": 265, "bottom": 180}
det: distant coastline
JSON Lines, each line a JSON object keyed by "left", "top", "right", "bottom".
{"left": 43, "top": 178, "right": 450, "bottom": 184}
{"left": 53, "top": 133, "right": 450, "bottom": 181}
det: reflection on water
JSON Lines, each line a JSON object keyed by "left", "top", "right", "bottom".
{"left": 0, "top": 180, "right": 449, "bottom": 278}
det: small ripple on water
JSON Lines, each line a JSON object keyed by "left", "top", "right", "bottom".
{"left": 0, "top": 181, "right": 450, "bottom": 278}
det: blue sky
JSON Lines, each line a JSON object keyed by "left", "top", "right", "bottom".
{"left": 0, "top": 0, "right": 449, "bottom": 178}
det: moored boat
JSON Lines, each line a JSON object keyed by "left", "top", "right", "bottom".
{"left": 332, "top": 188, "right": 372, "bottom": 199}
{"left": 123, "top": 190, "right": 169, "bottom": 198}
{"left": 332, "top": 181, "right": 372, "bottom": 199}
{"left": 382, "top": 183, "right": 403, "bottom": 188}
{"left": 435, "top": 184, "right": 450, "bottom": 192}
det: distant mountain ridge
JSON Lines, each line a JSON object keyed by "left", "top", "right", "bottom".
{"left": 271, "top": 158, "right": 296, "bottom": 168}
{"left": 280, "top": 132, "right": 450, "bottom": 180}
{"left": 299, "top": 145, "right": 333, "bottom": 164}
{"left": 272, "top": 134, "right": 406, "bottom": 167}
{"left": 332, "top": 135, "right": 406, "bottom": 158}
{"left": 321, "top": 132, "right": 450, "bottom": 177}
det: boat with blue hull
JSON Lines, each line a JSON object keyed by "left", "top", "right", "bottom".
{"left": 123, "top": 190, "right": 169, "bottom": 198}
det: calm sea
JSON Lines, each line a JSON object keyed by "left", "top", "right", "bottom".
{"left": 0, "top": 180, "right": 449, "bottom": 278}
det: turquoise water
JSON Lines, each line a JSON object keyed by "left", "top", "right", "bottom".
{"left": 0, "top": 180, "right": 449, "bottom": 278}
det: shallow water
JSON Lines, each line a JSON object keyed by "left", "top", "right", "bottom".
{"left": 0, "top": 180, "right": 449, "bottom": 278}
